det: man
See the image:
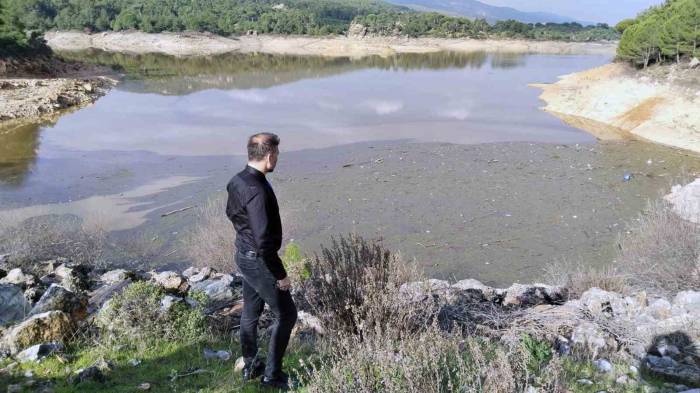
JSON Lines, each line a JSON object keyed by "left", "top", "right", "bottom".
{"left": 226, "top": 132, "right": 297, "bottom": 389}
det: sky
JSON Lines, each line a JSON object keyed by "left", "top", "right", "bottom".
{"left": 478, "top": 0, "right": 665, "bottom": 24}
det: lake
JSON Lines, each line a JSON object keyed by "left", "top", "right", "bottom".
{"left": 2, "top": 50, "right": 698, "bottom": 285}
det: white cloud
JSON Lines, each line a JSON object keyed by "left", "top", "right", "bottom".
{"left": 228, "top": 90, "right": 270, "bottom": 104}
{"left": 438, "top": 108, "right": 471, "bottom": 120}
{"left": 364, "top": 100, "right": 404, "bottom": 115}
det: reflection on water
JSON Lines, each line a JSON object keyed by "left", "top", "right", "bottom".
{"left": 58, "top": 50, "right": 526, "bottom": 95}
{"left": 0, "top": 123, "right": 41, "bottom": 185}
{"left": 0, "top": 176, "right": 202, "bottom": 231}
{"left": 1, "top": 51, "right": 610, "bottom": 194}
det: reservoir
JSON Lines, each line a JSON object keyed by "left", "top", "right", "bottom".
{"left": 1, "top": 50, "right": 698, "bottom": 285}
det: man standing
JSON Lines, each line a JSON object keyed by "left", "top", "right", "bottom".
{"left": 226, "top": 132, "right": 297, "bottom": 390}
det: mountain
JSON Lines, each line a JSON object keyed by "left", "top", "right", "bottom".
{"left": 385, "top": 0, "right": 589, "bottom": 24}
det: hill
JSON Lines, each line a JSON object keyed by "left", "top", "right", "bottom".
{"left": 384, "top": 0, "right": 588, "bottom": 24}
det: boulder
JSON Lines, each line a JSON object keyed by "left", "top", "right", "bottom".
{"left": 399, "top": 279, "right": 451, "bottom": 302}
{"left": 189, "top": 274, "right": 236, "bottom": 309}
{"left": 182, "top": 267, "right": 199, "bottom": 279}
{"left": 690, "top": 57, "right": 700, "bottom": 69}
{"left": 54, "top": 264, "right": 90, "bottom": 292}
{"left": 0, "top": 284, "right": 30, "bottom": 326}
{"left": 189, "top": 267, "right": 215, "bottom": 284}
{"left": 24, "top": 286, "right": 45, "bottom": 304}
{"left": 674, "top": 291, "right": 700, "bottom": 314}
{"left": 579, "top": 287, "right": 629, "bottom": 317}
{"left": 647, "top": 298, "right": 673, "bottom": 320}
{"left": 160, "top": 295, "right": 183, "bottom": 312}
{"left": 29, "top": 284, "right": 87, "bottom": 321}
{"left": 88, "top": 279, "right": 131, "bottom": 314}
{"left": 0, "top": 268, "right": 37, "bottom": 289}
{"left": 451, "top": 279, "right": 493, "bottom": 302}
{"left": 502, "top": 283, "right": 568, "bottom": 307}
{"left": 100, "top": 269, "right": 134, "bottom": 285}
{"left": 593, "top": 358, "right": 613, "bottom": 373}
{"left": 15, "top": 342, "right": 63, "bottom": 363}
{"left": 570, "top": 321, "right": 610, "bottom": 357}
{"left": 644, "top": 355, "right": 700, "bottom": 387}
{"left": 2, "top": 311, "right": 72, "bottom": 354}
{"left": 151, "top": 271, "right": 188, "bottom": 293}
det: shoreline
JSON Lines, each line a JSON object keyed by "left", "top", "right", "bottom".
{"left": 44, "top": 30, "right": 618, "bottom": 58}
{"left": 0, "top": 56, "right": 118, "bottom": 125}
{"left": 533, "top": 62, "right": 700, "bottom": 154}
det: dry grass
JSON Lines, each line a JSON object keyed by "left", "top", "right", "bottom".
{"left": 182, "top": 196, "right": 235, "bottom": 272}
{"left": 617, "top": 200, "right": 700, "bottom": 296}
{"left": 543, "top": 258, "right": 627, "bottom": 299}
{"left": 0, "top": 214, "right": 108, "bottom": 272}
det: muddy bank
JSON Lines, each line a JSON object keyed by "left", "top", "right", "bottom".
{"left": 533, "top": 62, "right": 700, "bottom": 153}
{"left": 0, "top": 55, "right": 118, "bottom": 124}
{"left": 44, "top": 31, "right": 617, "bottom": 58}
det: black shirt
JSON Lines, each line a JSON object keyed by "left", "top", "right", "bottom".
{"left": 226, "top": 165, "right": 287, "bottom": 280}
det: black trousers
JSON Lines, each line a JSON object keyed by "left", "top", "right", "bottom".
{"left": 236, "top": 251, "right": 297, "bottom": 379}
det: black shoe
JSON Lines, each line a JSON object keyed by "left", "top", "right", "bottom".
{"left": 242, "top": 360, "right": 265, "bottom": 382}
{"left": 261, "top": 372, "right": 289, "bottom": 390}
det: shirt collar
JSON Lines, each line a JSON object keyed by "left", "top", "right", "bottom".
{"left": 245, "top": 165, "right": 266, "bottom": 179}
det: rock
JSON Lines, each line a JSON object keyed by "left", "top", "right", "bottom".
{"left": 674, "top": 291, "right": 700, "bottom": 314}
{"left": 594, "top": 358, "right": 613, "bottom": 373}
{"left": 137, "top": 382, "right": 151, "bottom": 391}
{"left": 644, "top": 355, "right": 700, "bottom": 387}
{"left": 579, "top": 287, "right": 628, "bottom": 317}
{"left": 0, "top": 268, "right": 6, "bottom": 280}
{"left": 292, "top": 311, "right": 325, "bottom": 342}
{"left": 502, "top": 283, "right": 568, "bottom": 307}
{"left": 616, "top": 375, "right": 630, "bottom": 385}
{"left": 571, "top": 321, "right": 609, "bottom": 357}
{"left": 160, "top": 295, "right": 183, "bottom": 312}
{"left": 647, "top": 298, "right": 673, "bottom": 320}
{"left": 7, "top": 384, "right": 22, "bottom": 393}
{"left": 182, "top": 266, "right": 199, "bottom": 278}
{"left": 203, "top": 348, "right": 231, "bottom": 361}
{"left": 234, "top": 356, "right": 245, "bottom": 372}
{"left": 690, "top": 57, "right": 700, "bottom": 69}
{"left": 82, "top": 83, "right": 93, "bottom": 92}
{"left": 151, "top": 271, "right": 188, "bottom": 293}
{"left": 15, "top": 342, "right": 63, "bottom": 363}
{"left": 128, "top": 358, "right": 141, "bottom": 367}
{"left": 100, "top": 269, "right": 134, "bottom": 285}
{"left": 650, "top": 344, "right": 681, "bottom": 358}
{"left": 189, "top": 267, "right": 214, "bottom": 284}
{"left": 88, "top": 279, "right": 131, "bottom": 314}
{"left": 399, "top": 279, "right": 451, "bottom": 302}
{"left": 577, "top": 379, "right": 594, "bottom": 385}
{"left": 0, "top": 253, "right": 10, "bottom": 265}
{"left": 451, "top": 279, "right": 493, "bottom": 302}
{"left": 189, "top": 274, "right": 236, "bottom": 310}
{"left": 0, "top": 269, "right": 37, "bottom": 289}
{"left": 24, "top": 286, "right": 45, "bottom": 304}
{"left": 54, "top": 264, "right": 90, "bottom": 292}
{"left": 72, "top": 366, "right": 105, "bottom": 384}
{"left": 0, "top": 284, "right": 30, "bottom": 326}
{"left": 678, "top": 389, "right": 700, "bottom": 393}
{"left": 2, "top": 311, "right": 72, "bottom": 354}
{"left": 29, "top": 284, "right": 87, "bottom": 321}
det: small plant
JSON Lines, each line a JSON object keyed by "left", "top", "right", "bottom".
{"left": 521, "top": 334, "right": 553, "bottom": 372}
{"left": 97, "top": 282, "right": 208, "bottom": 349}
{"left": 283, "top": 242, "right": 311, "bottom": 281}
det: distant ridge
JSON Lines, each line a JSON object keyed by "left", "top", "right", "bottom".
{"left": 386, "top": 0, "right": 593, "bottom": 24}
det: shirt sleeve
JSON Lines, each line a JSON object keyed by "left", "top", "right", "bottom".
{"left": 246, "top": 189, "right": 287, "bottom": 280}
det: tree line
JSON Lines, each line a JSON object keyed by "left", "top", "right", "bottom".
{"left": 1, "top": 0, "right": 618, "bottom": 46}
{"left": 616, "top": 0, "right": 700, "bottom": 67}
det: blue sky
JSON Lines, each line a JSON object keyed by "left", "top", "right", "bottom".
{"left": 479, "top": 0, "right": 664, "bottom": 24}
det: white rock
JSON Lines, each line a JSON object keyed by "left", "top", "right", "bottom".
{"left": 100, "top": 269, "right": 132, "bottom": 285}
{"left": 593, "top": 358, "right": 613, "bottom": 373}
{"left": 673, "top": 291, "right": 700, "bottom": 314}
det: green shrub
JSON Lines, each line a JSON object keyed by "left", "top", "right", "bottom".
{"left": 97, "top": 282, "right": 208, "bottom": 349}
{"left": 283, "top": 242, "right": 311, "bottom": 281}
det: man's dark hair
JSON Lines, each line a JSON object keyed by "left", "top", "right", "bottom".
{"left": 247, "top": 132, "right": 280, "bottom": 161}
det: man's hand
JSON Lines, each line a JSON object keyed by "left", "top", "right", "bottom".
{"left": 277, "top": 277, "right": 292, "bottom": 291}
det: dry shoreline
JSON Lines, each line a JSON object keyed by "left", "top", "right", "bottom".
{"left": 44, "top": 30, "right": 617, "bottom": 58}
{"left": 533, "top": 62, "right": 700, "bottom": 154}
{"left": 0, "top": 56, "right": 118, "bottom": 125}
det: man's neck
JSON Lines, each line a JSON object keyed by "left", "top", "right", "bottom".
{"left": 247, "top": 162, "right": 267, "bottom": 175}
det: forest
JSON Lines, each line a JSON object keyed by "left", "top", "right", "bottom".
{"left": 1, "top": 0, "right": 618, "bottom": 43}
{"left": 617, "top": 0, "right": 700, "bottom": 67}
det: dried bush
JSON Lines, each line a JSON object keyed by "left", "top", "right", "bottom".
{"left": 543, "top": 258, "right": 627, "bottom": 299}
{"left": 298, "top": 234, "right": 421, "bottom": 335}
{"left": 96, "top": 281, "right": 208, "bottom": 349}
{"left": 300, "top": 326, "right": 567, "bottom": 393}
{"left": 182, "top": 196, "right": 234, "bottom": 272}
{"left": 618, "top": 200, "right": 700, "bottom": 296}
{"left": 0, "top": 214, "right": 107, "bottom": 271}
